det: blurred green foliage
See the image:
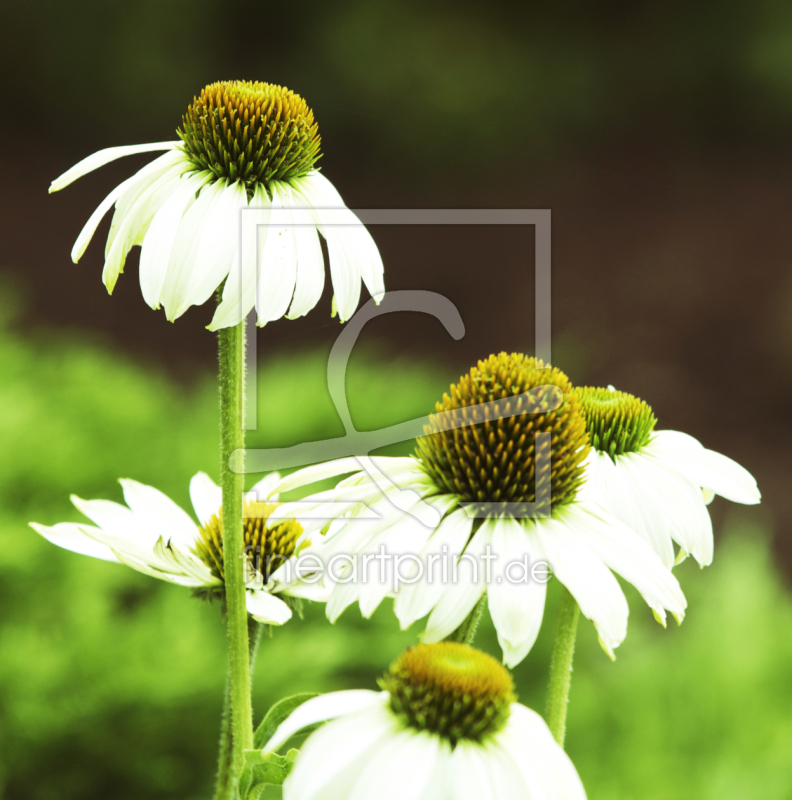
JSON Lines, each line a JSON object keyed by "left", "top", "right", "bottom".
{"left": 0, "top": 308, "right": 789, "bottom": 799}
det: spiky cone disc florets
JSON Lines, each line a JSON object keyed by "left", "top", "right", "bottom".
{"left": 178, "top": 81, "right": 321, "bottom": 195}
{"left": 575, "top": 386, "right": 657, "bottom": 460}
{"left": 194, "top": 500, "right": 303, "bottom": 585}
{"left": 416, "top": 353, "right": 591, "bottom": 513}
{"left": 381, "top": 643, "right": 515, "bottom": 746}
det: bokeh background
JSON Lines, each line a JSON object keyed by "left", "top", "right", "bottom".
{"left": 1, "top": 2, "right": 791, "bottom": 798}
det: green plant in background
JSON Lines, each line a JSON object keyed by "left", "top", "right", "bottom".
{"left": 0, "top": 307, "right": 789, "bottom": 798}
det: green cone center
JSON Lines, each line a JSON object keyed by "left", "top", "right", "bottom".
{"left": 416, "top": 352, "right": 591, "bottom": 511}
{"left": 575, "top": 386, "right": 656, "bottom": 460}
{"left": 194, "top": 500, "right": 303, "bottom": 583}
{"left": 178, "top": 80, "right": 321, "bottom": 193}
{"left": 381, "top": 643, "right": 515, "bottom": 745}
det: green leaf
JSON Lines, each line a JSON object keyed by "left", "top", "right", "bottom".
{"left": 239, "top": 748, "right": 300, "bottom": 799}
{"left": 253, "top": 692, "right": 318, "bottom": 750}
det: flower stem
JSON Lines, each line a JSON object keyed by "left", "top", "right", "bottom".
{"left": 545, "top": 586, "right": 580, "bottom": 747}
{"left": 218, "top": 319, "right": 253, "bottom": 772}
{"left": 213, "top": 618, "right": 264, "bottom": 800}
{"left": 452, "top": 594, "right": 487, "bottom": 645}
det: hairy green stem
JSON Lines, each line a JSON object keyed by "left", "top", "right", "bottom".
{"left": 213, "top": 618, "right": 264, "bottom": 800}
{"left": 545, "top": 586, "right": 580, "bottom": 747}
{"left": 218, "top": 320, "right": 253, "bottom": 773}
{"left": 452, "top": 594, "right": 487, "bottom": 645}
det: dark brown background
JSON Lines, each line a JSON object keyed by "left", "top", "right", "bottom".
{"left": 1, "top": 0, "right": 789, "bottom": 565}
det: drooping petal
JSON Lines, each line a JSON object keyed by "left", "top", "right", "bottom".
{"left": 562, "top": 502, "right": 686, "bottom": 625}
{"left": 119, "top": 478, "right": 199, "bottom": 549}
{"left": 136, "top": 171, "right": 208, "bottom": 307}
{"left": 488, "top": 518, "right": 548, "bottom": 667}
{"left": 282, "top": 705, "right": 397, "bottom": 800}
{"left": 394, "top": 508, "right": 475, "bottom": 629}
{"left": 422, "top": 523, "right": 492, "bottom": 642}
{"left": 247, "top": 471, "right": 281, "bottom": 502}
{"left": 287, "top": 203, "right": 325, "bottom": 319}
{"left": 534, "top": 515, "right": 628, "bottom": 657}
{"left": 647, "top": 430, "right": 761, "bottom": 505}
{"left": 189, "top": 472, "right": 222, "bottom": 527}
{"left": 159, "top": 179, "right": 228, "bottom": 320}
{"left": 49, "top": 141, "right": 180, "bottom": 193}
{"left": 347, "top": 728, "right": 442, "bottom": 800}
{"left": 245, "top": 590, "right": 292, "bottom": 625}
{"left": 176, "top": 180, "right": 247, "bottom": 315}
{"left": 106, "top": 149, "right": 187, "bottom": 255}
{"left": 71, "top": 173, "right": 142, "bottom": 264}
{"left": 255, "top": 182, "right": 298, "bottom": 325}
{"left": 263, "top": 690, "right": 387, "bottom": 753}
{"left": 209, "top": 184, "right": 269, "bottom": 330}
{"left": 580, "top": 451, "right": 676, "bottom": 568}
{"left": 29, "top": 522, "right": 119, "bottom": 563}
{"left": 500, "top": 705, "right": 587, "bottom": 800}
{"left": 297, "top": 171, "right": 384, "bottom": 307}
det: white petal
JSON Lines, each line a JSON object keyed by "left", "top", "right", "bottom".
{"left": 272, "top": 458, "right": 367, "bottom": 495}
{"left": 394, "top": 508, "right": 474, "bottom": 628}
{"left": 189, "top": 472, "right": 222, "bottom": 527}
{"left": 283, "top": 705, "right": 397, "bottom": 800}
{"left": 356, "top": 512, "right": 436, "bottom": 619}
{"left": 209, "top": 184, "right": 268, "bottom": 330}
{"left": 629, "top": 452, "right": 715, "bottom": 567}
{"left": 348, "top": 728, "right": 441, "bottom": 800}
{"left": 534, "top": 515, "right": 628, "bottom": 656}
{"left": 287, "top": 201, "right": 325, "bottom": 319}
{"left": 152, "top": 537, "right": 216, "bottom": 584}
{"left": 106, "top": 149, "right": 187, "bottom": 255}
{"left": 119, "top": 479, "right": 199, "bottom": 548}
{"left": 247, "top": 472, "right": 281, "bottom": 502}
{"left": 136, "top": 171, "right": 207, "bottom": 308}
{"left": 422, "top": 523, "right": 491, "bottom": 642}
{"left": 580, "top": 451, "right": 675, "bottom": 568}
{"left": 159, "top": 179, "right": 227, "bottom": 320}
{"left": 501, "top": 705, "right": 587, "bottom": 800}
{"left": 647, "top": 430, "right": 761, "bottom": 505}
{"left": 69, "top": 496, "right": 143, "bottom": 542}
{"left": 50, "top": 141, "right": 179, "bottom": 193}
{"left": 449, "top": 740, "right": 525, "bottom": 800}
{"left": 246, "top": 590, "right": 292, "bottom": 625}
{"left": 263, "top": 690, "right": 386, "bottom": 753}
{"left": 29, "top": 522, "right": 119, "bottom": 563}
{"left": 71, "top": 174, "right": 140, "bottom": 264}
{"left": 297, "top": 172, "right": 384, "bottom": 307}
{"left": 100, "top": 165, "right": 185, "bottom": 294}
{"left": 170, "top": 180, "right": 247, "bottom": 317}
{"left": 255, "top": 183, "right": 298, "bottom": 325}
{"left": 563, "top": 502, "right": 687, "bottom": 622}
{"left": 488, "top": 518, "right": 548, "bottom": 667}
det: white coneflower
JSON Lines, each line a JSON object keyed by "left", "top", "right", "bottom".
{"left": 267, "top": 353, "right": 687, "bottom": 666}
{"left": 262, "top": 643, "right": 586, "bottom": 800}
{"left": 575, "top": 386, "right": 760, "bottom": 568}
{"left": 50, "top": 81, "right": 384, "bottom": 328}
{"left": 30, "top": 471, "right": 320, "bottom": 624}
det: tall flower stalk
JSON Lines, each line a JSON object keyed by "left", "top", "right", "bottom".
{"left": 218, "top": 319, "right": 253, "bottom": 772}
{"left": 545, "top": 587, "right": 580, "bottom": 746}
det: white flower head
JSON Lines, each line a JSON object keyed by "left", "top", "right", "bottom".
{"left": 50, "top": 80, "right": 384, "bottom": 329}
{"left": 270, "top": 353, "right": 687, "bottom": 666}
{"left": 30, "top": 471, "right": 325, "bottom": 625}
{"left": 575, "top": 386, "right": 761, "bottom": 569}
{"left": 262, "top": 642, "right": 587, "bottom": 800}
